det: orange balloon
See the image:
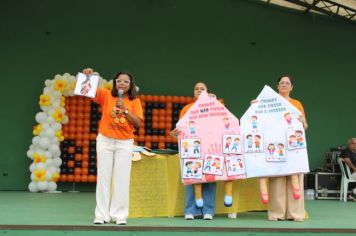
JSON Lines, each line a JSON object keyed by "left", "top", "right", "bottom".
{"left": 82, "top": 161, "right": 89, "bottom": 168}
{"left": 81, "top": 168, "right": 89, "bottom": 176}
{"left": 75, "top": 154, "right": 82, "bottom": 161}
{"left": 165, "top": 96, "right": 172, "bottom": 103}
{"left": 158, "top": 142, "right": 165, "bottom": 149}
{"left": 60, "top": 174, "right": 67, "bottom": 182}
{"left": 90, "top": 133, "right": 97, "bottom": 140}
{"left": 68, "top": 147, "right": 75, "bottom": 154}
{"left": 74, "top": 168, "right": 82, "bottom": 175}
{"left": 82, "top": 146, "right": 89, "bottom": 154}
{"left": 74, "top": 175, "right": 81, "bottom": 182}
{"left": 81, "top": 175, "right": 88, "bottom": 182}
{"left": 67, "top": 174, "right": 74, "bottom": 182}
{"left": 144, "top": 141, "right": 152, "bottom": 149}
{"left": 67, "top": 160, "right": 75, "bottom": 168}
{"left": 88, "top": 175, "right": 96, "bottom": 183}
{"left": 82, "top": 153, "right": 89, "bottom": 161}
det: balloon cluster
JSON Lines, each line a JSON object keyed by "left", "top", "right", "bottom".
{"left": 27, "top": 73, "right": 110, "bottom": 192}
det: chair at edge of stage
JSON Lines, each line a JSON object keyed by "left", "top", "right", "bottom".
{"left": 337, "top": 157, "right": 356, "bottom": 202}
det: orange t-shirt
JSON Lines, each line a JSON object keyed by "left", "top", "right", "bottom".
{"left": 179, "top": 102, "right": 194, "bottom": 119}
{"left": 289, "top": 98, "right": 305, "bottom": 116}
{"left": 93, "top": 88, "right": 144, "bottom": 139}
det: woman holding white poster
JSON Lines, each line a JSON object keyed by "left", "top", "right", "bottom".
{"left": 170, "top": 82, "right": 216, "bottom": 220}
{"left": 82, "top": 68, "right": 143, "bottom": 225}
{"left": 262, "top": 75, "right": 308, "bottom": 221}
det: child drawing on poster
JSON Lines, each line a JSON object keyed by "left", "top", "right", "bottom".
{"left": 223, "top": 135, "right": 241, "bottom": 154}
{"left": 265, "top": 142, "right": 286, "bottom": 162}
{"left": 230, "top": 136, "right": 241, "bottom": 154}
{"left": 203, "top": 154, "right": 224, "bottom": 176}
{"left": 251, "top": 115, "right": 258, "bottom": 131}
{"left": 193, "top": 140, "right": 200, "bottom": 154}
{"left": 254, "top": 135, "right": 262, "bottom": 152}
{"left": 295, "top": 130, "right": 304, "bottom": 147}
{"left": 224, "top": 136, "right": 232, "bottom": 153}
{"left": 225, "top": 156, "right": 246, "bottom": 176}
{"left": 182, "top": 159, "right": 203, "bottom": 179}
{"left": 180, "top": 138, "right": 201, "bottom": 158}
{"left": 223, "top": 117, "right": 230, "bottom": 130}
{"left": 203, "top": 156, "right": 213, "bottom": 171}
{"left": 244, "top": 133, "right": 264, "bottom": 153}
{"left": 188, "top": 120, "right": 196, "bottom": 134}
{"left": 284, "top": 112, "right": 292, "bottom": 127}
{"left": 245, "top": 134, "right": 254, "bottom": 152}
{"left": 287, "top": 129, "right": 306, "bottom": 150}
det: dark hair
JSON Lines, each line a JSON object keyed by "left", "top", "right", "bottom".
{"left": 277, "top": 75, "right": 294, "bottom": 86}
{"left": 111, "top": 71, "right": 139, "bottom": 100}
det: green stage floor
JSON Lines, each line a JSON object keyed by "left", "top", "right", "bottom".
{"left": 0, "top": 191, "right": 355, "bottom": 235}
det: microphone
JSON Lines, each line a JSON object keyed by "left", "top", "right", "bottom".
{"left": 118, "top": 89, "right": 124, "bottom": 98}
{"left": 117, "top": 89, "right": 124, "bottom": 109}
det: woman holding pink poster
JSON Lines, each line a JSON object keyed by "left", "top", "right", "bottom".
{"left": 171, "top": 82, "right": 216, "bottom": 220}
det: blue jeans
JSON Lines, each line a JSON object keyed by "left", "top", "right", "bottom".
{"left": 185, "top": 183, "right": 216, "bottom": 216}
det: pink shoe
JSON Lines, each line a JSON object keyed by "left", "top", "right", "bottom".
{"left": 293, "top": 188, "right": 300, "bottom": 200}
{"left": 261, "top": 193, "right": 269, "bottom": 204}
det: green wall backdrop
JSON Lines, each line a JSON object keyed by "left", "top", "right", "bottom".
{"left": 0, "top": 0, "right": 355, "bottom": 190}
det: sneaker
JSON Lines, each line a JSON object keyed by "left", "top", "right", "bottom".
{"left": 184, "top": 214, "right": 194, "bottom": 220}
{"left": 203, "top": 214, "right": 213, "bottom": 220}
{"left": 349, "top": 193, "right": 356, "bottom": 202}
{"left": 116, "top": 219, "right": 127, "bottom": 225}
{"left": 93, "top": 218, "right": 104, "bottom": 224}
{"left": 227, "top": 213, "right": 237, "bottom": 219}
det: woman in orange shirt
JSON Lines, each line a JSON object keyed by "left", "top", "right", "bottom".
{"left": 83, "top": 68, "right": 143, "bottom": 225}
{"left": 171, "top": 82, "right": 216, "bottom": 220}
{"left": 262, "top": 75, "right": 308, "bottom": 221}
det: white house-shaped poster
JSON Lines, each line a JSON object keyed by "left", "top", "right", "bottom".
{"left": 176, "top": 91, "right": 246, "bottom": 185}
{"left": 241, "top": 85, "right": 309, "bottom": 178}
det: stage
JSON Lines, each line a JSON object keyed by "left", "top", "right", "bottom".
{"left": 0, "top": 191, "right": 356, "bottom": 235}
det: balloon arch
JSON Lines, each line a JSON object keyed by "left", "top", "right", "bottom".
{"left": 26, "top": 73, "right": 112, "bottom": 192}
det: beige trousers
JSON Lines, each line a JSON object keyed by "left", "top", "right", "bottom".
{"left": 268, "top": 174, "right": 305, "bottom": 221}
{"left": 95, "top": 133, "right": 133, "bottom": 222}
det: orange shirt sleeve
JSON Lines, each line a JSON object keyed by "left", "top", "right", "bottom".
{"left": 289, "top": 98, "right": 305, "bottom": 116}
{"left": 179, "top": 103, "right": 194, "bottom": 119}
{"left": 131, "top": 98, "right": 144, "bottom": 121}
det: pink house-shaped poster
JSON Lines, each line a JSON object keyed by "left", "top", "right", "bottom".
{"left": 176, "top": 91, "right": 246, "bottom": 185}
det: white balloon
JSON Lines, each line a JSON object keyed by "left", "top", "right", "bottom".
{"left": 28, "top": 182, "right": 39, "bottom": 192}
{"left": 53, "top": 100, "right": 60, "bottom": 107}
{"left": 27, "top": 149, "right": 35, "bottom": 159}
{"left": 29, "top": 163, "right": 35, "bottom": 172}
{"left": 47, "top": 166, "right": 57, "bottom": 174}
{"left": 53, "top": 158, "right": 62, "bottom": 166}
{"left": 32, "top": 136, "right": 41, "bottom": 146}
{"left": 46, "top": 171, "right": 53, "bottom": 180}
{"left": 55, "top": 167, "right": 61, "bottom": 173}
{"left": 35, "top": 163, "right": 46, "bottom": 170}
{"left": 41, "top": 127, "right": 55, "bottom": 138}
{"left": 44, "top": 151, "right": 52, "bottom": 160}
{"left": 45, "top": 79, "right": 52, "bottom": 87}
{"left": 48, "top": 182, "right": 57, "bottom": 191}
{"left": 35, "top": 112, "right": 47, "bottom": 123}
{"left": 38, "top": 181, "right": 48, "bottom": 191}
{"left": 39, "top": 137, "right": 51, "bottom": 149}
{"left": 53, "top": 91, "right": 62, "bottom": 98}
{"left": 30, "top": 173, "right": 35, "bottom": 181}
{"left": 62, "top": 116, "right": 69, "bottom": 124}
{"left": 49, "top": 144, "right": 60, "bottom": 154}
{"left": 54, "top": 74, "right": 62, "bottom": 80}
{"left": 45, "top": 159, "right": 54, "bottom": 167}
{"left": 52, "top": 123, "right": 62, "bottom": 131}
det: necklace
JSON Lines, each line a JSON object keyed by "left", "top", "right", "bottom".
{"left": 110, "top": 107, "right": 126, "bottom": 124}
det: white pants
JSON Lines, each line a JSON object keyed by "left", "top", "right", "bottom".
{"left": 95, "top": 133, "right": 133, "bottom": 222}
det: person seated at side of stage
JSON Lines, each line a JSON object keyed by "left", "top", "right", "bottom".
{"left": 341, "top": 137, "right": 356, "bottom": 201}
